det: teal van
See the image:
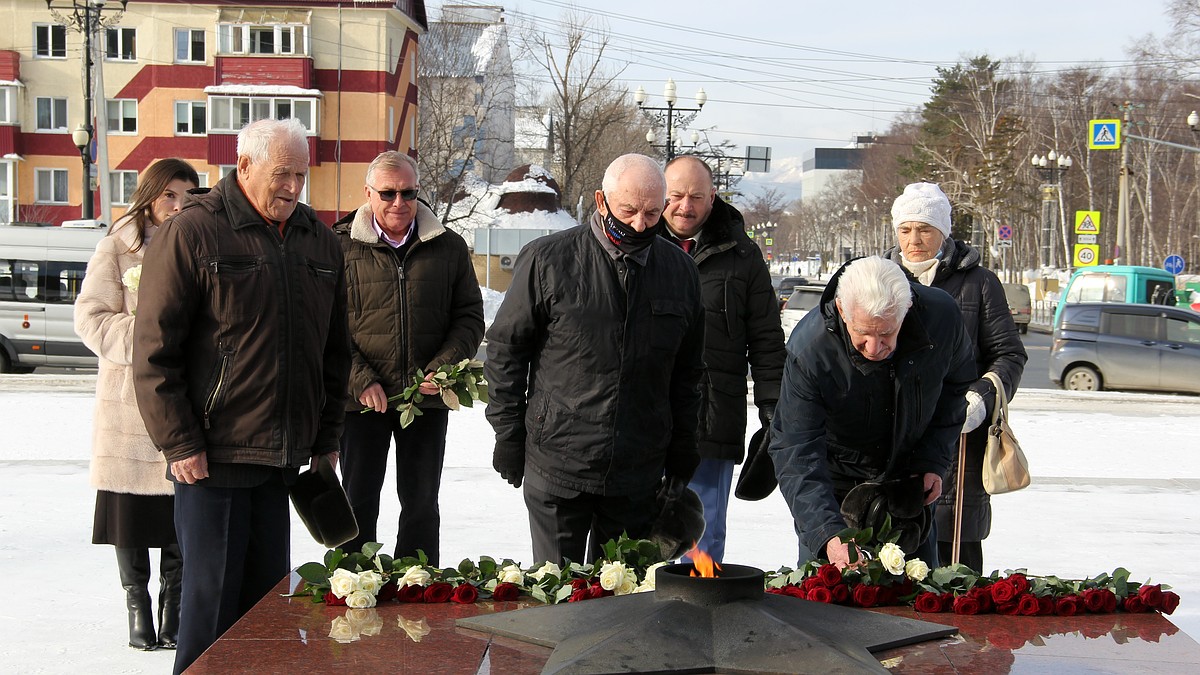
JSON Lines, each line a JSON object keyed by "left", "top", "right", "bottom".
{"left": 1053, "top": 265, "right": 1177, "bottom": 328}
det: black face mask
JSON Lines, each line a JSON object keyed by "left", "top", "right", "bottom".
{"left": 601, "top": 196, "right": 660, "bottom": 254}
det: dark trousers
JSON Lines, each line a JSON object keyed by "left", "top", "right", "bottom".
{"left": 341, "top": 407, "right": 448, "bottom": 564}
{"left": 939, "top": 540, "right": 983, "bottom": 573}
{"left": 523, "top": 483, "right": 657, "bottom": 564}
{"left": 172, "top": 476, "right": 290, "bottom": 675}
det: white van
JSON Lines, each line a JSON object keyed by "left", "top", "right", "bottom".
{"left": 0, "top": 221, "right": 107, "bottom": 372}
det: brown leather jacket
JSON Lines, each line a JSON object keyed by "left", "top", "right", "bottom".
{"left": 133, "top": 172, "right": 351, "bottom": 468}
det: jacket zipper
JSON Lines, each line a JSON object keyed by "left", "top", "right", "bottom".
{"left": 203, "top": 352, "right": 232, "bottom": 430}
{"left": 279, "top": 235, "right": 293, "bottom": 464}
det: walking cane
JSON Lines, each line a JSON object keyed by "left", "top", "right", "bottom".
{"left": 951, "top": 433, "right": 967, "bottom": 566}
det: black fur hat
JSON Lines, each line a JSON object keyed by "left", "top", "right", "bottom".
{"left": 839, "top": 475, "right": 930, "bottom": 555}
{"left": 735, "top": 426, "right": 778, "bottom": 501}
{"left": 289, "top": 455, "right": 359, "bottom": 549}
{"left": 649, "top": 478, "right": 706, "bottom": 560}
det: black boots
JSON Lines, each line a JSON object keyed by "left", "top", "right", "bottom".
{"left": 157, "top": 544, "right": 183, "bottom": 649}
{"left": 115, "top": 547, "right": 157, "bottom": 650}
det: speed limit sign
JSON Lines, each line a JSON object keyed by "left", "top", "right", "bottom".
{"left": 1074, "top": 244, "right": 1099, "bottom": 267}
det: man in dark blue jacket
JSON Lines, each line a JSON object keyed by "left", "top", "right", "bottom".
{"left": 485, "top": 154, "right": 705, "bottom": 564}
{"left": 769, "top": 256, "right": 975, "bottom": 569}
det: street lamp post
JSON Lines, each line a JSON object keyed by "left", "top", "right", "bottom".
{"left": 635, "top": 79, "right": 706, "bottom": 162}
{"left": 72, "top": 124, "right": 92, "bottom": 219}
{"left": 1031, "top": 150, "right": 1072, "bottom": 268}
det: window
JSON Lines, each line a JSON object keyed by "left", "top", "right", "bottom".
{"left": 1067, "top": 274, "right": 1126, "bottom": 304}
{"left": 52, "top": 263, "right": 87, "bottom": 304}
{"left": 106, "top": 99, "right": 137, "bottom": 134}
{"left": 196, "top": 172, "right": 209, "bottom": 188}
{"left": 217, "top": 23, "right": 307, "bottom": 56}
{"left": 1166, "top": 317, "right": 1200, "bottom": 345}
{"left": 1, "top": 260, "right": 42, "bottom": 301}
{"left": 105, "top": 27, "right": 136, "bottom": 61}
{"left": 111, "top": 170, "right": 137, "bottom": 205}
{"left": 218, "top": 165, "right": 236, "bottom": 181}
{"left": 175, "top": 28, "right": 205, "bottom": 63}
{"left": 35, "top": 97, "right": 68, "bottom": 131}
{"left": 0, "top": 86, "right": 15, "bottom": 124}
{"left": 35, "top": 24, "right": 66, "bottom": 59}
{"left": 175, "top": 101, "right": 206, "bottom": 135}
{"left": 1105, "top": 312, "right": 1157, "bottom": 341}
{"left": 35, "top": 168, "right": 69, "bottom": 204}
{"left": 208, "top": 96, "right": 317, "bottom": 133}
{"left": 0, "top": 161, "right": 13, "bottom": 223}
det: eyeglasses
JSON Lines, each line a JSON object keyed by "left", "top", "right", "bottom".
{"left": 369, "top": 185, "right": 420, "bottom": 202}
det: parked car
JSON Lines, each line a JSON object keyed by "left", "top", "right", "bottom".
{"left": 1052, "top": 265, "right": 1176, "bottom": 329}
{"left": 780, "top": 285, "right": 825, "bottom": 341}
{"left": 1002, "top": 283, "right": 1032, "bottom": 334}
{"left": 776, "top": 276, "right": 809, "bottom": 307}
{"left": 1049, "top": 302, "right": 1200, "bottom": 394}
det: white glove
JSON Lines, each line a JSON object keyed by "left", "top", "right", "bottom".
{"left": 962, "top": 390, "right": 986, "bottom": 433}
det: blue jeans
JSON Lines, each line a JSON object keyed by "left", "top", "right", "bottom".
{"left": 683, "top": 458, "right": 735, "bottom": 562}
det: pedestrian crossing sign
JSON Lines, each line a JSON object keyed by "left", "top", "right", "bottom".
{"left": 1075, "top": 210, "right": 1101, "bottom": 234}
{"left": 1088, "top": 119, "right": 1120, "bottom": 150}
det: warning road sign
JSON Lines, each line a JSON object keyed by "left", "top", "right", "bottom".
{"left": 1074, "top": 244, "right": 1099, "bottom": 267}
{"left": 1089, "top": 119, "right": 1121, "bottom": 150}
{"left": 1075, "top": 211, "right": 1101, "bottom": 234}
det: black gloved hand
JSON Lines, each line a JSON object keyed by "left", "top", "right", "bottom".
{"left": 492, "top": 441, "right": 525, "bottom": 488}
{"left": 758, "top": 403, "right": 775, "bottom": 428}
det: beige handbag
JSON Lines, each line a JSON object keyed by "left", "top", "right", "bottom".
{"left": 980, "top": 372, "right": 1031, "bottom": 495}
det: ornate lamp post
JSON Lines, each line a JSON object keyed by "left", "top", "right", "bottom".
{"left": 634, "top": 79, "right": 706, "bottom": 161}
{"left": 71, "top": 124, "right": 92, "bottom": 219}
{"left": 1030, "top": 150, "right": 1071, "bottom": 268}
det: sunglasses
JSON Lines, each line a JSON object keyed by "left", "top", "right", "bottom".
{"left": 369, "top": 185, "right": 420, "bottom": 202}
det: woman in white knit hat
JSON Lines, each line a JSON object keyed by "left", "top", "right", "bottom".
{"left": 75, "top": 158, "right": 198, "bottom": 651}
{"left": 882, "top": 182, "right": 1027, "bottom": 573}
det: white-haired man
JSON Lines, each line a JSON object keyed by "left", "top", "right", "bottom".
{"left": 768, "top": 256, "right": 975, "bottom": 569}
{"left": 486, "top": 154, "right": 706, "bottom": 564}
{"left": 134, "top": 118, "right": 350, "bottom": 673}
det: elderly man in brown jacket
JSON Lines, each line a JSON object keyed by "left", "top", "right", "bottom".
{"left": 332, "top": 151, "right": 484, "bottom": 565}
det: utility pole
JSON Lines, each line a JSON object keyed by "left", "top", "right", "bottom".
{"left": 1114, "top": 101, "right": 1133, "bottom": 265}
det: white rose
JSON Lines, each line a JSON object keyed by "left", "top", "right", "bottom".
{"left": 878, "top": 543, "right": 906, "bottom": 576}
{"left": 498, "top": 564, "right": 524, "bottom": 585}
{"left": 345, "top": 590, "right": 377, "bottom": 609}
{"left": 614, "top": 568, "right": 638, "bottom": 596}
{"left": 396, "top": 566, "right": 432, "bottom": 588}
{"left": 357, "top": 570, "right": 384, "bottom": 595}
{"left": 633, "top": 581, "right": 655, "bottom": 593}
{"left": 640, "top": 562, "right": 668, "bottom": 591}
{"left": 905, "top": 559, "right": 930, "bottom": 583}
{"left": 329, "top": 569, "right": 359, "bottom": 599}
{"left": 598, "top": 561, "right": 629, "bottom": 592}
{"left": 398, "top": 616, "right": 431, "bottom": 643}
{"left": 328, "top": 615, "right": 358, "bottom": 643}
{"left": 530, "top": 562, "right": 562, "bottom": 582}
{"left": 121, "top": 264, "right": 142, "bottom": 293}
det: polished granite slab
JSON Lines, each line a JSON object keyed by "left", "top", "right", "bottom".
{"left": 188, "top": 573, "right": 1198, "bottom": 673}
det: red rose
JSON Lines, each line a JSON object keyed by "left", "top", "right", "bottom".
{"left": 1017, "top": 594, "right": 1040, "bottom": 616}
{"left": 996, "top": 600, "right": 1020, "bottom": 615}
{"left": 765, "top": 587, "right": 784, "bottom": 595}
{"left": 1056, "top": 595, "right": 1082, "bottom": 616}
{"left": 876, "top": 585, "right": 897, "bottom": 606}
{"left": 1007, "top": 573, "right": 1030, "bottom": 595}
{"left": 801, "top": 577, "right": 825, "bottom": 594}
{"left": 587, "top": 585, "right": 611, "bottom": 599}
{"left": 570, "top": 578, "right": 588, "bottom": 591}
{"left": 1123, "top": 595, "right": 1149, "bottom": 613}
{"left": 324, "top": 591, "right": 347, "bottom": 606}
{"left": 817, "top": 564, "right": 842, "bottom": 587}
{"left": 1160, "top": 591, "right": 1181, "bottom": 615}
{"left": 953, "top": 595, "right": 981, "bottom": 615}
{"left": 914, "top": 592, "right": 944, "bottom": 613}
{"left": 423, "top": 582, "right": 453, "bottom": 603}
{"left": 1083, "top": 588, "right": 1116, "bottom": 613}
{"left": 968, "top": 587, "right": 993, "bottom": 612}
{"left": 853, "top": 584, "right": 880, "bottom": 608}
{"left": 940, "top": 593, "right": 955, "bottom": 612}
{"left": 397, "top": 584, "right": 426, "bottom": 603}
{"left": 451, "top": 584, "right": 479, "bottom": 604}
{"left": 569, "top": 588, "right": 589, "bottom": 602}
{"left": 991, "top": 579, "right": 1018, "bottom": 604}
{"left": 781, "top": 585, "right": 806, "bottom": 599}
{"left": 808, "top": 586, "right": 833, "bottom": 603}
{"left": 492, "top": 582, "right": 521, "bottom": 602}
{"left": 1036, "top": 596, "right": 1056, "bottom": 615}
{"left": 1138, "top": 584, "right": 1164, "bottom": 609}
{"left": 831, "top": 583, "right": 849, "bottom": 604}
{"left": 378, "top": 580, "right": 398, "bottom": 602}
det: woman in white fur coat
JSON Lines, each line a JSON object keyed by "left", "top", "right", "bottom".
{"left": 74, "top": 158, "right": 198, "bottom": 651}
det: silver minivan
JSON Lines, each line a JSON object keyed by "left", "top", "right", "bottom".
{"left": 0, "top": 221, "right": 106, "bottom": 372}
{"left": 1049, "top": 302, "right": 1200, "bottom": 394}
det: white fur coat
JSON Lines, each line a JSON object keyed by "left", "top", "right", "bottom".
{"left": 74, "top": 220, "right": 172, "bottom": 495}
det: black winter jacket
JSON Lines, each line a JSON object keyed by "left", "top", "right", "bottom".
{"left": 333, "top": 201, "right": 484, "bottom": 411}
{"left": 659, "top": 197, "right": 785, "bottom": 461}
{"left": 768, "top": 265, "right": 976, "bottom": 555}
{"left": 884, "top": 239, "right": 1027, "bottom": 542}
{"left": 485, "top": 216, "right": 705, "bottom": 497}
{"left": 133, "top": 172, "right": 351, "bottom": 468}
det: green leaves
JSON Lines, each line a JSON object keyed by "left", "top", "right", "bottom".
{"left": 363, "top": 359, "right": 489, "bottom": 427}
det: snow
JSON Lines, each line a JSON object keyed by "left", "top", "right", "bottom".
{"left": 2, "top": 376, "right": 1198, "bottom": 672}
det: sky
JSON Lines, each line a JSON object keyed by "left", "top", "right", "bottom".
{"left": 431, "top": 0, "right": 1181, "bottom": 183}
{"left": 2, "top": 375, "right": 1198, "bottom": 672}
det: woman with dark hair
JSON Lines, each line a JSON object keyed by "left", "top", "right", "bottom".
{"left": 75, "top": 158, "right": 200, "bottom": 651}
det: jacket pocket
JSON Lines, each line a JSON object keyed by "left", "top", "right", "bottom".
{"left": 649, "top": 300, "right": 689, "bottom": 353}
{"left": 202, "top": 346, "right": 235, "bottom": 430}
{"left": 202, "top": 255, "right": 266, "bottom": 322}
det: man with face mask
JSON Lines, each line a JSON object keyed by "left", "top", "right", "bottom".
{"left": 485, "top": 154, "right": 705, "bottom": 564}
{"left": 659, "top": 156, "right": 785, "bottom": 563}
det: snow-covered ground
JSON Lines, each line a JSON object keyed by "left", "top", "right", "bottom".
{"left": 1, "top": 375, "right": 1198, "bottom": 673}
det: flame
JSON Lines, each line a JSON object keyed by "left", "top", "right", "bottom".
{"left": 688, "top": 548, "right": 721, "bottom": 578}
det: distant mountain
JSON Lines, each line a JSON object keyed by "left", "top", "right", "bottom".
{"left": 735, "top": 155, "right": 804, "bottom": 204}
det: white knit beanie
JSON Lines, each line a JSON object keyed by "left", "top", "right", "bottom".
{"left": 890, "top": 182, "right": 952, "bottom": 238}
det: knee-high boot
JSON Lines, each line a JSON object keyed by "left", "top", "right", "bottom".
{"left": 115, "top": 547, "right": 157, "bottom": 650}
{"left": 157, "top": 544, "right": 183, "bottom": 649}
